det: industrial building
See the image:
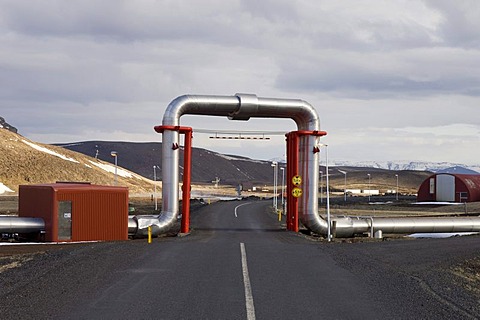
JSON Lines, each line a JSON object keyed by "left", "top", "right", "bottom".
{"left": 417, "top": 173, "right": 480, "bottom": 203}
{"left": 18, "top": 183, "right": 129, "bottom": 242}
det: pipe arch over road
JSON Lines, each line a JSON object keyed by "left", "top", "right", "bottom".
{"left": 145, "top": 93, "right": 329, "bottom": 236}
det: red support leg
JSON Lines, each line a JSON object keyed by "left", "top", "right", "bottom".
{"left": 291, "top": 133, "right": 299, "bottom": 232}
{"left": 286, "top": 132, "right": 300, "bottom": 232}
{"left": 181, "top": 129, "right": 192, "bottom": 233}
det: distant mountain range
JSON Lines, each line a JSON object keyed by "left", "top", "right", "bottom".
{"left": 330, "top": 160, "right": 480, "bottom": 174}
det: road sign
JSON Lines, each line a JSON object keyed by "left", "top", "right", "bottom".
{"left": 292, "top": 187, "right": 302, "bottom": 198}
{"left": 292, "top": 175, "right": 302, "bottom": 186}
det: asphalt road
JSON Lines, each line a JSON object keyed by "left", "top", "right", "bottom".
{"left": 1, "top": 199, "right": 480, "bottom": 319}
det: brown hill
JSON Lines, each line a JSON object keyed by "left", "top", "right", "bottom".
{"left": 57, "top": 141, "right": 430, "bottom": 194}
{"left": 0, "top": 129, "right": 155, "bottom": 194}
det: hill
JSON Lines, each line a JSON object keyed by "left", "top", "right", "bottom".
{"left": 0, "top": 129, "right": 154, "bottom": 194}
{"left": 55, "top": 141, "right": 278, "bottom": 186}
{"left": 57, "top": 141, "right": 432, "bottom": 194}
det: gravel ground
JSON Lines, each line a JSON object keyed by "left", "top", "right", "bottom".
{"left": 1, "top": 235, "right": 480, "bottom": 319}
{"left": 1, "top": 197, "right": 480, "bottom": 319}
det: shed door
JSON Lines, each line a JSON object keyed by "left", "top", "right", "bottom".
{"left": 58, "top": 201, "right": 72, "bottom": 240}
{"left": 436, "top": 174, "right": 455, "bottom": 202}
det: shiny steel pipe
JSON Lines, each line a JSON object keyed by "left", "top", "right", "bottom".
{"left": 331, "top": 216, "right": 480, "bottom": 238}
{"left": 0, "top": 216, "right": 45, "bottom": 234}
{"left": 146, "top": 93, "right": 326, "bottom": 237}
{"left": 128, "top": 217, "right": 138, "bottom": 236}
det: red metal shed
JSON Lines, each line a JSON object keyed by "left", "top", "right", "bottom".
{"left": 18, "top": 183, "right": 129, "bottom": 242}
{"left": 417, "top": 174, "right": 480, "bottom": 203}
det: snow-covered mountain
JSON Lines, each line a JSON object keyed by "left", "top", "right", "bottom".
{"left": 330, "top": 160, "right": 480, "bottom": 174}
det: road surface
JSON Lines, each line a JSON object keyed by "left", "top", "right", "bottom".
{"left": 1, "top": 199, "right": 480, "bottom": 319}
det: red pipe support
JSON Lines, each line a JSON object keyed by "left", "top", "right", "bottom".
{"left": 285, "top": 130, "right": 327, "bottom": 232}
{"left": 154, "top": 125, "right": 193, "bottom": 233}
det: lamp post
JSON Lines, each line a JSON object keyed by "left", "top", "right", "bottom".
{"left": 319, "top": 143, "right": 331, "bottom": 242}
{"left": 320, "top": 170, "right": 323, "bottom": 204}
{"left": 153, "top": 165, "right": 160, "bottom": 211}
{"left": 110, "top": 151, "right": 118, "bottom": 185}
{"left": 280, "top": 167, "right": 285, "bottom": 209}
{"left": 338, "top": 170, "right": 347, "bottom": 202}
{"left": 395, "top": 174, "right": 399, "bottom": 201}
{"left": 367, "top": 173, "right": 371, "bottom": 202}
{"left": 271, "top": 161, "right": 278, "bottom": 210}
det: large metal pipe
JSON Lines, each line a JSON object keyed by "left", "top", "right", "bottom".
{"left": 332, "top": 216, "right": 480, "bottom": 238}
{"left": 0, "top": 216, "right": 45, "bottom": 234}
{"left": 137, "top": 93, "right": 326, "bottom": 236}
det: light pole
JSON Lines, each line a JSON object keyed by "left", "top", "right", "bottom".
{"left": 153, "top": 165, "right": 160, "bottom": 211}
{"left": 320, "top": 170, "right": 323, "bottom": 204}
{"left": 111, "top": 151, "right": 118, "bottom": 185}
{"left": 280, "top": 167, "right": 285, "bottom": 209}
{"left": 319, "top": 143, "right": 331, "bottom": 242}
{"left": 338, "top": 170, "right": 347, "bottom": 202}
{"left": 367, "top": 173, "right": 371, "bottom": 202}
{"left": 271, "top": 161, "right": 278, "bottom": 210}
{"left": 395, "top": 174, "right": 399, "bottom": 201}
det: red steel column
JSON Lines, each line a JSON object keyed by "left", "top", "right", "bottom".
{"left": 291, "top": 133, "right": 299, "bottom": 232}
{"left": 154, "top": 125, "right": 193, "bottom": 234}
{"left": 286, "top": 130, "right": 327, "bottom": 232}
{"left": 181, "top": 128, "right": 192, "bottom": 233}
{"left": 286, "top": 132, "right": 299, "bottom": 232}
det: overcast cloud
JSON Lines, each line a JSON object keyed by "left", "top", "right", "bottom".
{"left": 1, "top": 0, "right": 479, "bottom": 165}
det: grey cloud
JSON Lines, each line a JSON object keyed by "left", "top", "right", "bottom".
{"left": 425, "top": 0, "right": 480, "bottom": 48}
{"left": 275, "top": 48, "right": 480, "bottom": 98}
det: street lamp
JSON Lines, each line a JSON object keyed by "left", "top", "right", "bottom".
{"left": 338, "top": 170, "right": 347, "bottom": 202}
{"left": 110, "top": 151, "right": 118, "bottom": 185}
{"left": 153, "top": 165, "right": 160, "bottom": 211}
{"left": 367, "top": 173, "right": 371, "bottom": 202}
{"left": 319, "top": 143, "right": 331, "bottom": 242}
{"left": 395, "top": 174, "right": 399, "bottom": 201}
{"left": 271, "top": 161, "right": 278, "bottom": 210}
{"left": 319, "top": 170, "right": 323, "bottom": 204}
{"left": 280, "top": 167, "right": 285, "bottom": 208}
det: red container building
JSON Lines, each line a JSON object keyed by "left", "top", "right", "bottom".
{"left": 18, "top": 183, "right": 129, "bottom": 242}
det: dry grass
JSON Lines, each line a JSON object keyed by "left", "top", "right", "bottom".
{"left": 0, "top": 129, "right": 155, "bottom": 194}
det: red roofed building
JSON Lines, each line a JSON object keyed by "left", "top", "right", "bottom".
{"left": 417, "top": 173, "right": 480, "bottom": 203}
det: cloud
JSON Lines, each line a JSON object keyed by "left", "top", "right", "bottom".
{"left": 0, "top": 0, "right": 479, "bottom": 165}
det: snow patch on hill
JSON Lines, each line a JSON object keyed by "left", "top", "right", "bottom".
{"left": 22, "top": 140, "right": 79, "bottom": 163}
{"left": 88, "top": 160, "right": 133, "bottom": 178}
{"left": 0, "top": 182, "right": 14, "bottom": 194}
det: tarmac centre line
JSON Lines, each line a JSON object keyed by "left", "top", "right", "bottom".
{"left": 234, "top": 202, "right": 252, "bottom": 218}
{"left": 240, "top": 243, "right": 256, "bottom": 320}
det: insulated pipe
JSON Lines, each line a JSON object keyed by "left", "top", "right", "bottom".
{"left": 0, "top": 216, "right": 45, "bottom": 234}
{"left": 332, "top": 216, "right": 480, "bottom": 238}
{"left": 138, "top": 93, "right": 327, "bottom": 236}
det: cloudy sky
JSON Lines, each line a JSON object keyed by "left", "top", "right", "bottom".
{"left": 1, "top": 0, "right": 479, "bottom": 165}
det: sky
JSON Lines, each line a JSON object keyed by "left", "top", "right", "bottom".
{"left": 1, "top": 0, "right": 480, "bottom": 165}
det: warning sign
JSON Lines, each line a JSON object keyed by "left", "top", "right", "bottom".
{"left": 292, "top": 187, "right": 302, "bottom": 198}
{"left": 292, "top": 175, "right": 302, "bottom": 186}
